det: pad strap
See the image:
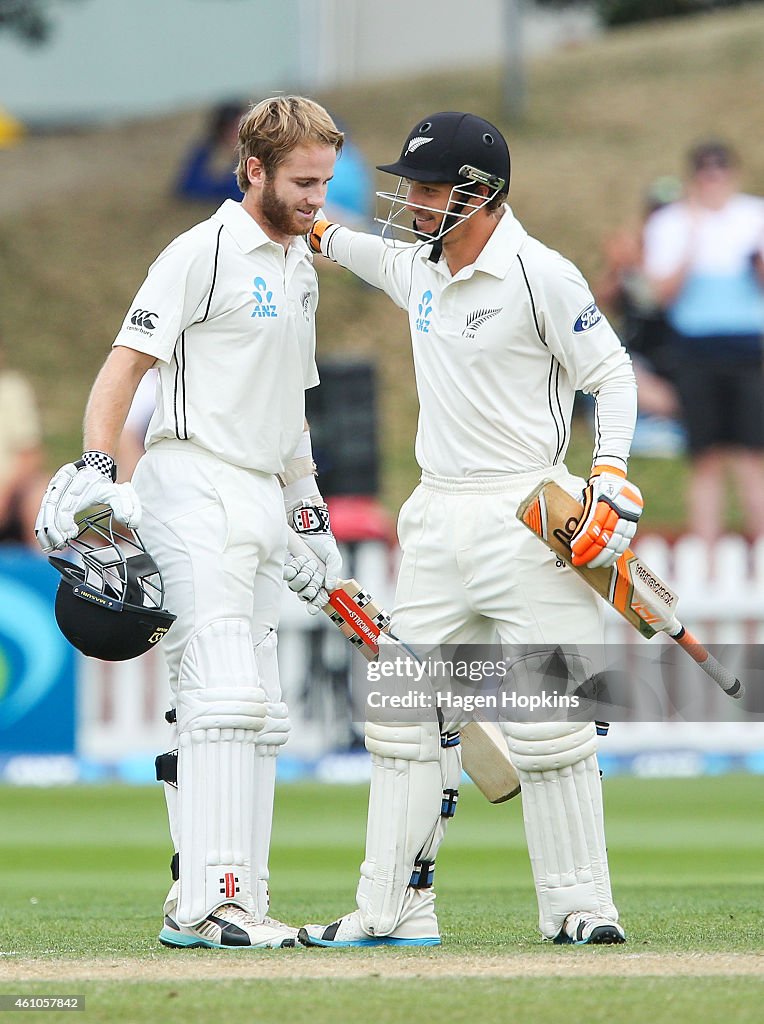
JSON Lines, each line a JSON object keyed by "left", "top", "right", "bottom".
{"left": 409, "top": 859, "right": 435, "bottom": 889}
{"left": 155, "top": 749, "right": 178, "bottom": 786}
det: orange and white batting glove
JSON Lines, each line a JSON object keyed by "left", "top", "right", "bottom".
{"left": 569, "top": 465, "right": 643, "bottom": 569}
{"left": 307, "top": 216, "right": 340, "bottom": 253}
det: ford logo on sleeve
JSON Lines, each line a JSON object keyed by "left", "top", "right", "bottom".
{"left": 573, "top": 301, "right": 603, "bottom": 334}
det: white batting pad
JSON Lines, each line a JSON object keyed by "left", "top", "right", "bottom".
{"left": 357, "top": 718, "right": 446, "bottom": 936}
{"left": 502, "top": 720, "right": 618, "bottom": 938}
{"left": 250, "top": 631, "right": 290, "bottom": 920}
{"left": 174, "top": 619, "right": 267, "bottom": 926}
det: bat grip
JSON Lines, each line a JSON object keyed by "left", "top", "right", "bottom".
{"left": 287, "top": 528, "right": 324, "bottom": 567}
{"left": 671, "top": 625, "right": 744, "bottom": 700}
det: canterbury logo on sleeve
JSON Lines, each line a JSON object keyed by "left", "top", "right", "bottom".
{"left": 128, "top": 309, "right": 159, "bottom": 332}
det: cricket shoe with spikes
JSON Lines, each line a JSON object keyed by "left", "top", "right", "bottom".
{"left": 299, "top": 890, "right": 441, "bottom": 948}
{"left": 553, "top": 911, "right": 626, "bottom": 946}
{"left": 159, "top": 904, "right": 298, "bottom": 949}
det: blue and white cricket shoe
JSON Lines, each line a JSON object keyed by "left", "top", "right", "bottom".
{"left": 298, "top": 909, "right": 440, "bottom": 948}
{"left": 553, "top": 911, "right": 626, "bottom": 945}
{"left": 160, "top": 904, "right": 297, "bottom": 949}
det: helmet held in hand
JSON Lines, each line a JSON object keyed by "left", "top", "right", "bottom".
{"left": 49, "top": 506, "right": 176, "bottom": 661}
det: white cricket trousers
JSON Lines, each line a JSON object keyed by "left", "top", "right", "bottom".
{"left": 393, "top": 463, "right": 603, "bottom": 653}
{"left": 390, "top": 465, "right": 618, "bottom": 940}
{"left": 132, "top": 438, "right": 286, "bottom": 695}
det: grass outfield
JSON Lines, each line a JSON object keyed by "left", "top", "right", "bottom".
{"left": 0, "top": 777, "right": 762, "bottom": 1021}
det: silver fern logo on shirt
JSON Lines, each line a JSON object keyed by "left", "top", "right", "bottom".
{"left": 251, "top": 277, "right": 278, "bottom": 318}
{"left": 300, "top": 291, "right": 312, "bottom": 322}
{"left": 463, "top": 307, "right": 502, "bottom": 339}
{"left": 573, "top": 301, "right": 602, "bottom": 334}
{"left": 416, "top": 290, "right": 433, "bottom": 333}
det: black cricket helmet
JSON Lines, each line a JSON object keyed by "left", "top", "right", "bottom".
{"left": 49, "top": 506, "right": 176, "bottom": 661}
{"left": 375, "top": 111, "right": 510, "bottom": 245}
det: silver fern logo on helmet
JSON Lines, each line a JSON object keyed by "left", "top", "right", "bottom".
{"left": 405, "top": 136, "right": 434, "bottom": 155}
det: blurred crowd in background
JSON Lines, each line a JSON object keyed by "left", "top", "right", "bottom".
{"left": 3, "top": 114, "right": 763, "bottom": 553}
{"left": 595, "top": 140, "right": 764, "bottom": 544}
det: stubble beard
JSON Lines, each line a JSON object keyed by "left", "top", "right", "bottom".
{"left": 261, "top": 178, "right": 305, "bottom": 239}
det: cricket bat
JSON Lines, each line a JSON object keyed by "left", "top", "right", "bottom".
{"left": 287, "top": 531, "right": 521, "bottom": 803}
{"left": 516, "top": 479, "right": 744, "bottom": 700}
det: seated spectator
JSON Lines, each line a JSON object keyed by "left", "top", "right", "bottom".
{"left": 0, "top": 335, "right": 48, "bottom": 547}
{"left": 175, "top": 101, "right": 245, "bottom": 202}
{"left": 175, "top": 102, "right": 372, "bottom": 227}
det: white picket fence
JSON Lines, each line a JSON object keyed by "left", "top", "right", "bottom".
{"left": 78, "top": 535, "right": 764, "bottom": 764}
{"left": 600, "top": 533, "right": 764, "bottom": 753}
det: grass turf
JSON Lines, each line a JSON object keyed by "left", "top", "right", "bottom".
{"left": 0, "top": 773, "right": 762, "bottom": 1024}
{"left": 1, "top": 776, "right": 762, "bottom": 959}
{"left": 1, "top": 979, "right": 764, "bottom": 1024}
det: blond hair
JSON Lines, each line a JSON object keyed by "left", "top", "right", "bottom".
{"left": 235, "top": 96, "right": 344, "bottom": 192}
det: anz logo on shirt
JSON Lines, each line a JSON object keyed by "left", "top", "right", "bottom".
{"left": 251, "top": 277, "right": 278, "bottom": 318}
{"left": 415, "top": 290, "right": 433, "bottom": 334}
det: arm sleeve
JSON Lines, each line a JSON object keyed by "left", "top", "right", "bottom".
{"left": 318, "top": 223, "right": 417, "bottom": 310}
{"left": 112, "top": 228, "right": 218, "bottom": 362}
{"left": 123, "top": 368, "right": 158, "bottom": 435}
{"left": 533, "top": 251, "right": 637, "bottom": 472}
{"left": 590, "top": 370, "right": 638, "bottom": 473}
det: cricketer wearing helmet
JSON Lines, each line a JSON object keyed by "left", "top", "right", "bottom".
{"left": 289, "top": 111, "right": 641, "bottom": 946}
{"left": 36, "top": 96, "right": 344, "bottom": 950}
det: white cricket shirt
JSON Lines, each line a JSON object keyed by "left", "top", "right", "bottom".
{"left": 318, "top": 207, "right": 635, "bottom": 477}
{"left": 113, "top": 199, "right": 320, "bottom": 473}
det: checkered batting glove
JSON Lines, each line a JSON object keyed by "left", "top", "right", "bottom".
{"left": 569, "top": 466, "right": 643, "bottom": 569}
{"left": 284, "top": 500, "right": 342, "bottom": 610}
{"left": 35, "top": 452, "right": 141, "bottom": 553}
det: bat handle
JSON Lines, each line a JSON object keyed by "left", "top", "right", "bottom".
{"left": 287, "top": 528, "right": 325, "bottom": 567}
{"left": 670, "top": 624, "right": 744, "bottom": 700}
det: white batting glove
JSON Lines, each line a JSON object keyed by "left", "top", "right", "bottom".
{"left": 569, "top": 467, "right": 643, "bottom": 569}
{"left": 284, "top": 500, "right": 342, "bottom": 612}
{"left": 35, "top": 452, "right": 142, "bottom": 553}
{"left": 283, "top": 554, "right": 329, "bottom": 616}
